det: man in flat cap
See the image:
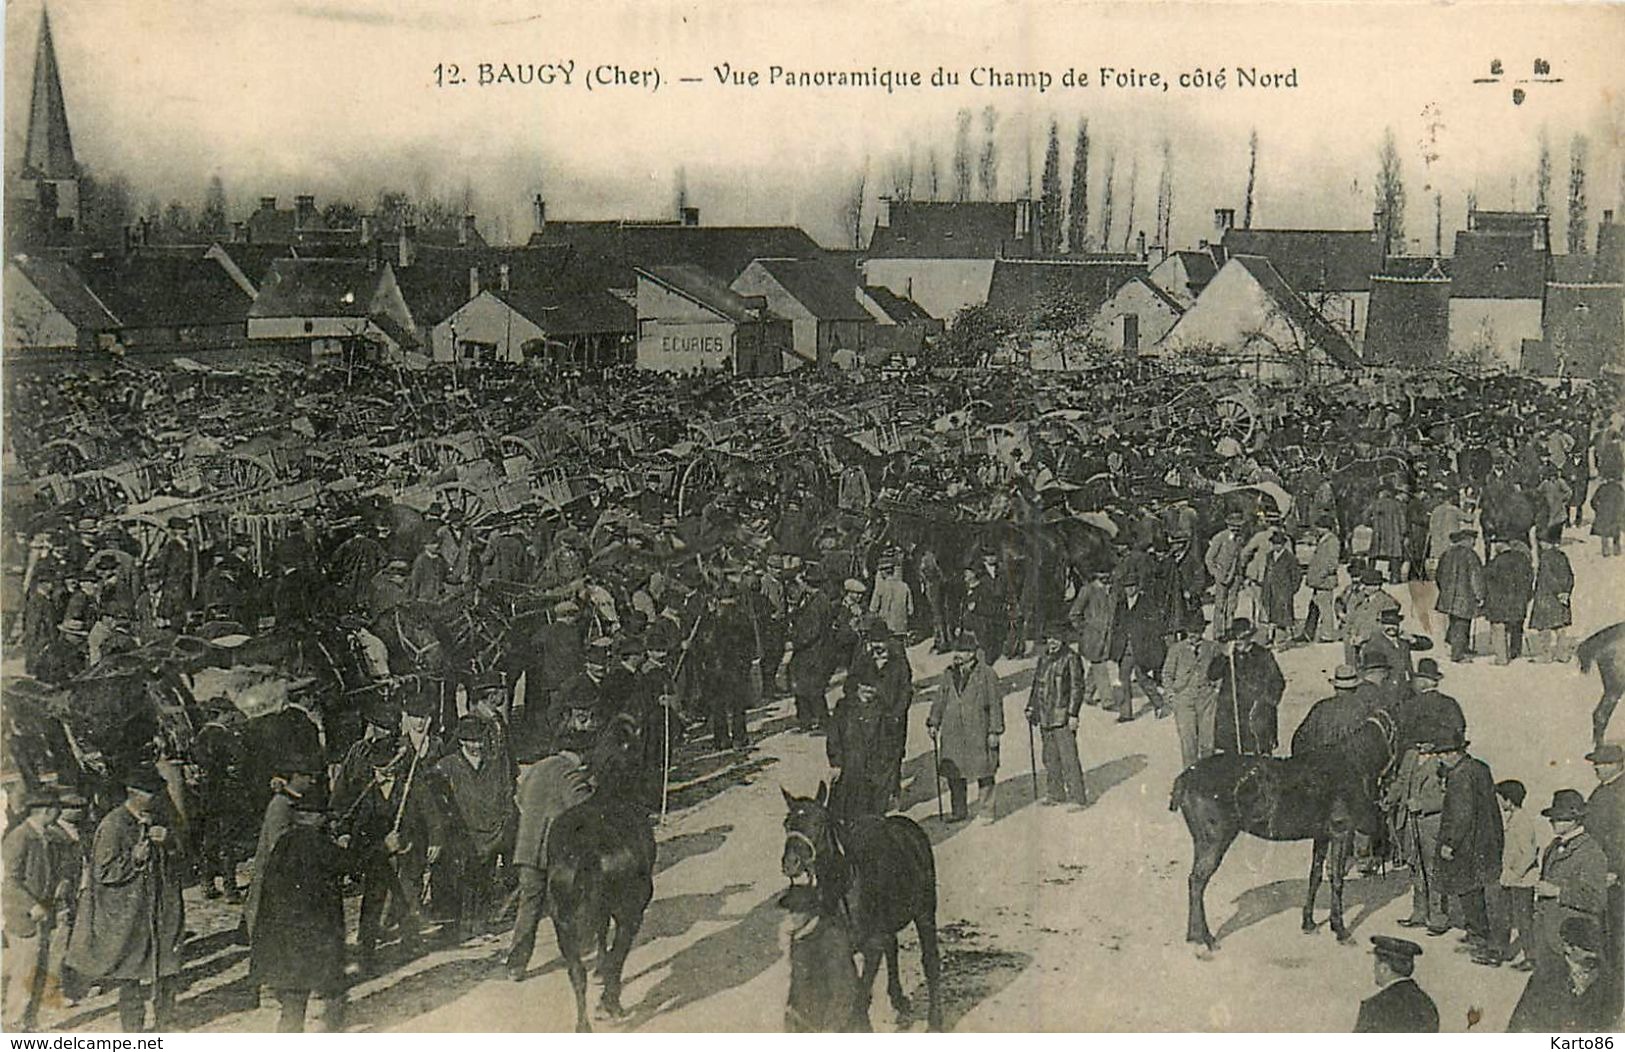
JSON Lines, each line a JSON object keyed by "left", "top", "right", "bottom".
{"left": 1584, "top": 741, "right": 1624, "bottom": 983}
{"left": 1353, "top": 935, "right": 1438, "bottom": 1032}
{"left": 3, "top": 788, "right": 64, "bottom": 1031}
{"left": 1203, "top": 508, "right": 1246, "bottom": 633}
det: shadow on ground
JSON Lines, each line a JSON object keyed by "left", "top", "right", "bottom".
{"left": 1214, "top": 867, "right": 1410, "bottom": 944}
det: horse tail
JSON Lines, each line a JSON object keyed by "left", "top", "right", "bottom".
{"left": 1574, "top": 622, "right": 1621, "bottom": 675}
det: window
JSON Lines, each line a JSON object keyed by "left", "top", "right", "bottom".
{"left": 303, "top": 320, "right": 315, "bottom": 333}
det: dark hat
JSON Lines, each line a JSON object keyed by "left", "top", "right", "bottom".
{"left": 363, "top": 700, "right": 400, "bottom": 730}
{"left": 290, "top": 785, "right": 330, "bottom": 813}
{"left": 367, "top": 739, "right": 404, "bottom": 769}
{"left": 123, "top": 766, "right": 167, "bottom": 794}
{"left": 1378, "top": 608, "right": 1403, "bottom": 625}
{"left": 1449, "top": 528, "right": 1477, "bottom": 542}
{"left": 1414, "top": 658, "right": 1442, "bottom": 681}
{"left": 280, "top": 753, "right": 325, "bottom": 778}
{"left": 1369, "top": 935, "right": 1423, "bottom": 963}
{"left": 1422, "top": 724, "right": 1468, "bottom": 753}
{"left": 17, "top": 787, "right": 59, "bottom": 811}
{"left": 1585, "top": 743, "right": 1625, "bottom": 764}
{"left": 454, "top": 715, "right": 486, "bottom": 742}
{"left": 1541, "top": 788, "right": 1587, "bottom": 821}
{"left": 1360, "top": 568, "right": 1385, "bottom": 586}
{"left": 1558, "top": 916, "right": 1603, "bottom": 954}
{"left": 615, "top": 635, "right": 645, "bottom": 656}
{"left": 1331, "top": 665, "right": 1360, "bottom": 688}
{"left": 1224, "top": 618, "right": 1254, "bottom": 642}
{"left": 802, "top": 563, "right": 826, "bottom": 584}
{"left": 1358, "top": 647, "right": 1392, "bottom": 671}
{"left": 402, "top": 692, "right": 437, "bottom": 718}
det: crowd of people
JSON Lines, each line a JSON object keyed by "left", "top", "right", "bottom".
{"left": 2, "top": 356, "right": 1622, "bottom": 1032}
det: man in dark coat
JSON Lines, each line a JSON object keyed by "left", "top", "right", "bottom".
{"left": 64, "top": 769, "right": 185, "bottom": 1032}
{"left": 1258, "top": 530, "right": 1302, "bottom": 646}
{"left": 1431, "top": 725, "right": 1504, "bottom": 950}
{"left": 436, "top": 716, "right": 517, "bottom": 940}
{"left": 1113, "top": 577, "right": 1167, "bottom": 722}
{"left": 1068, "top": 568, "right": 1119, "bottom": 708}
{"left": 1484, "top": 540, "right": 1534, "bottom": 664}
{"left": 1584, "top": 743, "right": 1624, "bottom": 991}
{"left": 1209, "top": 619, "right": 1286, "bottom": 755}
{"left": 1434, "top": 528, "right": 1484, "bottom": 662}
{"left": 1409, "top": 659, "right": 1466, "bottom": 744}
{"left": 1290, "top": 665, "right": 1366, "bottom": 756}
{"left": 963, "top": 562, "right": 1009, "bottom": 666}
{"left": 701, "top": 586, "right": 755, "bottom": 751}
{"left": 826, "top": 676, "right": 895, "bottom": 817}
{"left": 3, "top": 788, "right": 63, "bottom": 1032}
{"left": 1025, "top": 633, "right": 1088, "bottom": 806}
{"left": 250, "top": 791, "right": 348, "bottom": 1032}
{"left": 1353, "top": 935, "right": 1439, "bottom": 1032}
{"left": 1507, "top": 916, "right": 1621, "bottom": 1032}
{"left": 788, "top": 566, "right": 836, "bottom": 731}
{"left": 1529, "top": 537, "right": 1574, "bottom": 662}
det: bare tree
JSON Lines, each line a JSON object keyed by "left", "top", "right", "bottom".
{"left": 953, "top": 109, "right": 973, "bottom": 202}
{"left": 845, "top": 161, "right": 869, "bottom": 249}
{"left": 675, "top": 165, "right": 689, "bottom": 217}
{"left": 1067, "top": 118, "right": 1090, "bottom": 253}
{"left": 926, "top": 147, "right": 942, "bottom": 202}
{"left": 1154, "top": 138, "right": 1175, "bottom": 251}
{"left": 1535, "top": 126, "right": 1553, "bottom": 214}
{"left": 199, "top": 175, "right": 228, "bottom": 239}
{"left": 1039, "top": 120, "right": 1063, "bottom": 255}
{"left": 978, "top": 106, "right": 1000, "bottom": 200}
{"left": 1098, "top": 150, "right": 1117, "bottom": 250}
{"left": 1434, "top": 191, "right": 1444, "bottom": 256}
{"left": 888, "top": 146, "right": 916, "bottom": 202}
{"left": 1243, "top": 128, "right": 1259, "bottom": 229}
{"left": 1568, "top": 133, "right": 1589, "bottom": 254}
{"left": 1375, "top": 127, "right": 1406, "bottom": 252}
{"left": 1121, "top": 155, "right": 1140, "bottom": 252}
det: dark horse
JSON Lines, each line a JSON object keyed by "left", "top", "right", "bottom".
{"left": 1170, "top": 702, "right": 1419, "bottom": 950}
{"left": 780, "top": 783, "right": 943, "bottom": 1031}
{"left": 1577, "top": 621, "right": 1625, "bottom": 745}
{"left": 547, "top": 714, "right": 657, "bottom": 1031}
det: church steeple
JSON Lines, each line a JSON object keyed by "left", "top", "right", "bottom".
{"left": 17, "top": 5, "right": 81, "bottom": 238}
{"left": 24, "top": 7, "right": 77, "bottom": 181}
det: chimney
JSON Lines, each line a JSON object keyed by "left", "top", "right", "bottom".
{"left": 498, "top": 262, "right": 511, "bottom": 292}
{"left": 741, "top": 294, "right": 768, "bottom": 318}
{"left": 533, "top": 195, "right": 547, "bottom": 234}
{"left": 469, "top": 265, "right": 481, "bottom": 300}
{"left": 1136, "top": 230, "right": 1147, "bottom": 259}
{"left": 680, "top": 206, "right": 700, "bottom": 227}
{"left": 138, "top": 217, "right": 151, "bottom": 246}
{"left": 1214, "top": 208, "right": 1235, "bottom": 238}
{"left": 460, "top": 214, "right": 477, "bottom": 247}
{"left": 259, "top": 196, "right": 277, "bottom": 212}
{"left": 877, "top": 196, "right": 892, "bottom": 229}
{"left": 1605, "top": 209, "right": 1615, "bottom": 225}
{"left": 1372, "top": 209, "right": 1386, "bottom": 246}
{"left": 295, "top": 194, "right": 317, "bottom": 230}
{"left": 359, "top": 214, "right": 374, "bottom": 243}
{"left": 398, "top": 224, "right": 416, "bottom": 268}
{"left": 231, "top": 221, "right": 246, "bottom": 243}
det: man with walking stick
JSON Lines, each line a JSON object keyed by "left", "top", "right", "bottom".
{"left": 65, "top": 768, "right": 184, "bottom": 1032}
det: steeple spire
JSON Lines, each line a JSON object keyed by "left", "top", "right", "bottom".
{"left": 24, "top": 6, "right": 77, "bottom": 181}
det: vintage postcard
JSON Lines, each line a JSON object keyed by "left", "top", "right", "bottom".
{"left": 2, "top": 0, "right": 1623, "bottom": 1036}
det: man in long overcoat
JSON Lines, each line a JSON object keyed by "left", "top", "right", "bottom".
{"left": 1208, "top": 619, "right": 1285, "bottom": 756}
{"left": 1484, "top": 540, "right": 1534, "bottom": 664}
{"left": 788, "top": 566, "right": 837, "bottom": 731}
{"left": 1258, "top": 530, "right": 1303, "bottom": 646}
{"left": 927, "top": 650, "right": 1004, "bottom": 822}
{"left": 1431, "top": 726, "right": 1504, "bottom": 950}
{"left": 250, "top": 793, "right": 348, "bottom": 1032}
{"left": 1067, "top": 569, "right": 1120, "bottom": 708}
{"left": 65, "top": 769, "right": 186, "bottom": 1032}
{"left": 1434, "top": 528, "right": 1485, "bottom": 662}
{"left": 827, "top": 676, "right": 896, "bottom": 817}
{"left": 1363, "top": 486, "right": 1409, "bottom": 583}
{"left": 1163, "top": 612, "right": 1220, "bottom": 767}
{"left": 506, "top": 747, "right": 593, "bottom": 981}
{"left": 1025, "top": 634, "right": 1088, "bottom": 806}
{"left": 1528, "top": 537, "right": 1574, "bottom": 662}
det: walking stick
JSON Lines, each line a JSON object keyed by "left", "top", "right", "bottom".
{"left": 147, "top": 844, "right": 162, "bottom": 1026}
{"left": 1228, "top": 643, "right": 1244, "bottom": 754}
{"left": 932, "top": 734, "right": 944, "bottom": 820}
{"left": 1027, "top": 718, "right": 1039, "bottom": 801}
{"left": 660, "top": 693, "right": 672, "bottom": 824}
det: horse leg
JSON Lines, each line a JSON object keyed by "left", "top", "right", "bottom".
{"left": 1328, "top": 831, "right": 1353, "bottom": 943}
{"left": 1593, "top": 677, "right": 1622, "bottom": 745}
{"left": 916, "top": 916, "right": 944, "bottom": 1032}
{"left": 598, "top": 909, "right": 642, "bottom": 1020}
{"left": 555, "top": 922, "right": 592, "bottom": 1033}
{"left": 883, "top": 933, "right": 910, "bottom": 1019}
{"left": 1184, "top": 804, "right": 1238, "bottom": 950}
{"left": 855, "top": 941, "right": 884, "bottom": 1030}
{"left": 1303, "top": 837, "right": 1329, "bottom": 934}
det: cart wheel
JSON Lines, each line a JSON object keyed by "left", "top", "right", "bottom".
{"left": 1213, "top": 396, "right": 1256, "bottom": 443}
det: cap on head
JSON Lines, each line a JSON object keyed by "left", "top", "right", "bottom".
{"left": 124, "top": 767, "right": 167, "bottom": 795}
{"left": 1379, "top": 608, "right": 1403, "bottom": 626}
{"left": 1369, "top": 934, "right": 1423, "bottom": 966}
{"left": 1414, "top": 658, "right": 1442, "bottom": 682}
{"left": 455, "top": 715, "right": 486, "bottom": 742}
{"left": 1332, "top": 665, "right": 1360, "bottom": 688}
{"left": 1360, "top": 568, "right": 1385, "bottom": 586}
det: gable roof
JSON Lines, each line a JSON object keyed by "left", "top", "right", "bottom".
{"left": 1171, "top": 249, "right": 1221, "bottom": 290}
{"left": 638, "top": 265, "right": 774, "bottom": 323}
{"left": 1111, "top": 274, "right": 1186, "bottom": 315}
{"left": 984, "top": 259, "right": 1147, "bottom": 317}
{"left": 1530, "top": 281, "right": 1625, "bottom": 377}
{"left": 11, "top": 255, "right": 118, "bottom": 330}
{"left": 248, "top": 258, "right": 386, "bottom": 319}
{"left": 80, "top": 254, "right": 252, "bottom": 328}
{"left": 529, "top": 220, "right": 826, "bottom": 286}
{"left": 1364, "top": 273, "right": 1451, "bottom": 366}
{"left": 1230, "top": 254, "right": 1359, "bottom": 367}
{"left": 1596, "top": 223, "right": 1624, "bottom": 284}
{"left": 1450, "top": 230, "right": 1547, "bottom": 299}
{"left": 867, "top": 200, "right": 1036, "bottom": 259}
{"left": 862, "top": 284, "right": 935, "bottom": 326}
{"left": 1220, "top": 228, "right": 1384, "bottom": 293}
{"left": 746, "top": 258, "right": 871, "bottom": 321}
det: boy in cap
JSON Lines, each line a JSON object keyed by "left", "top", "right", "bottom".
{"left": 1490, "top": 780, "right": 1542, "bottom": 969}
{"left": 2, "top": 788, "right": 64, "bottom": 1031}
{"left": 1353, "top": 935, "right": 1438, "bottom": 1032}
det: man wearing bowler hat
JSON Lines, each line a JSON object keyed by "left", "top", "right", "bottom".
{"left": 1532, "top": 788, "right": 1609, "bottom": 973}
{"left": 2, "top": 787, "right": 64, "bottom": 1031}
{"left": 1429, "top": 723, "right": 1502, "bottom": 950}
{"left": 1353, "top": 935, "right": 1438, "bottom": 1032}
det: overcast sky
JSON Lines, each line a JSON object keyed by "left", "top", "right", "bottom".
{"left": 6, "top": 0, "right": 1624, "bottom": 250}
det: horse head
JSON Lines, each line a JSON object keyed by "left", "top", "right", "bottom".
{"left": 584, "top": 712, "right": 642, "bottom": 790}
{"left": 781, "top": 782, "right": 836, "bottom": 881}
